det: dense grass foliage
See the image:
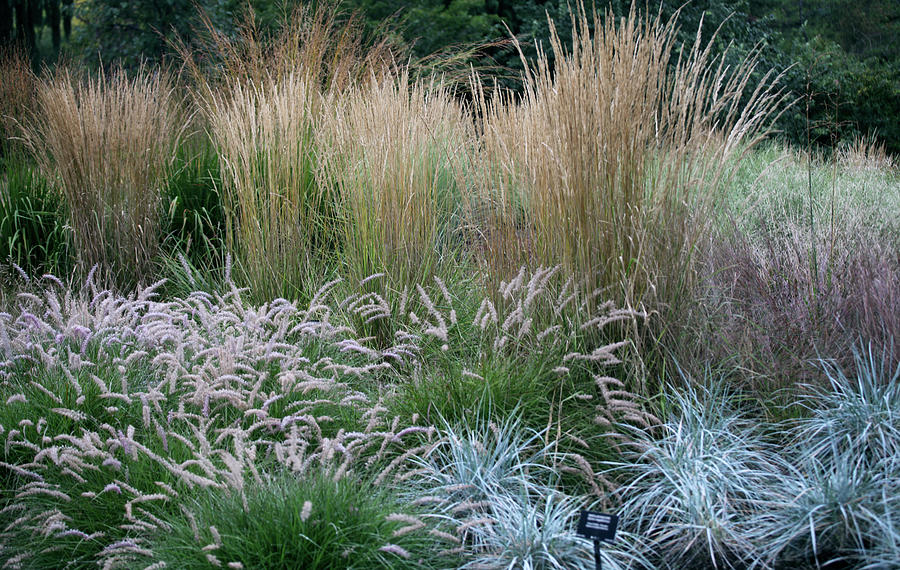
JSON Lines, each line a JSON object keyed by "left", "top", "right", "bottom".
{"left": 151, "top": 472, "right": 448, "bottom": 569}
{"left": 0, "top": 2, "right": 898, "bottom": 569}
{"left": 476, "top": 3, "right": 785, "bottom": 306}
{"left": 0, "top": 158, "right": 67, "bottom": 278}
{"left": 21, "top": 67, "right": 184, "bottom": 290}
{"left": 0, "top": 268, "right": 644, "bottom": 568}
{"left": 0, "top": 271, "right": 897, "bottom": 568}
{"left": 206, "top": 72, "right": 331, "bottom": 301}
{"left": 688, "top": 144, "right": 900, "bottom": 388}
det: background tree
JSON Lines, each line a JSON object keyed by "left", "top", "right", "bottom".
{"left": 1, "top": 2, "right": 12, "bottom": 48}
{"left": 72, "top": 0, "right": 238, "bottom": 70}
{"left": 745, "top": 0, "right": 900, "bottom": 154}
{"left": 2, "top": 0, "right": 75, "bottom": 63}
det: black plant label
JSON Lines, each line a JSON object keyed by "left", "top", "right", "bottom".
{"left": 576, "top": 510, "right": 618, "bottom": 542}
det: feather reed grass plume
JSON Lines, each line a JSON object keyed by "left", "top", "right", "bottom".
{"left": 838, "top": 134, "right": 896, "bottom": 171}
{"left": 0, "top": 47, "right": 35, "bottom": 157}
{"left": 475, "top": 2, "right": 787, "bottom": 306}
{"left": 193, "top": 4, "right": 400, "bottom": 301}
{"left": 23, "top": 67, "right": 184, "bottom": 289}
{"left": 323, "top": 71, "right": 473, "bottom": 286}
{"left": 205, "top": 72, "right": 331, "bottom": 301}
{"left": 179, "top": 2, "right": 396, "bottom": 95}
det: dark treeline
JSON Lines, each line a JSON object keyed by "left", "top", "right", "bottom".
{"left": 1, "top": 0, "right": 74, "bottom": 58}
{"left": 3, "top": 0, "right": 899, "bottom": 154}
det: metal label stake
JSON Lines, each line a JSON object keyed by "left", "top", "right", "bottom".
{"left": 576, "top": 510, "right": 619, "bottom": 570}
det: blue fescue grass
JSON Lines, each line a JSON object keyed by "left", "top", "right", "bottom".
{"left": 760, "top": 344, "right": 900, "bottom": 568}
{"left": 605, "top": 347, "right": 900, "bottom": 570}
{"left": 796, "top": 344, "right": 900, "bottom": 466}
{"left": 608, "top": 380, "right": 788, "bottom": 569}
{"left": 411, "top": 414, "right": 654, "bottom": 570}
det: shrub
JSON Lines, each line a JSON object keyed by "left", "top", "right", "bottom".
{"left": 72, "top": 0, "right": 234, "bottom": 71}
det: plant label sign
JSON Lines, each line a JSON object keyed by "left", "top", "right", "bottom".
{"left": 576, "top": 510, "right": 618, "bottom": 542}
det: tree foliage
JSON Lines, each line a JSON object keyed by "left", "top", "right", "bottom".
{"left": 70, "top": 0, "right": 240, "bottom": 70}
{"left": 1, "top": 0, "right": 74, "bottom": 62}
{"left": 4, "top": 0, "right": 898, "bottom": 154}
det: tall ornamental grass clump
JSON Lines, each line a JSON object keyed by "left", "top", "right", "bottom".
{"left": 23, "top": 67, "right": 184, "bottom": 289}
{"left": 476, "top": 3, "right": 786, "bottom": 306}
{"left": 0, "top": 47, "right": 35, "bottom": 158}
{"left": 180, "top": 3, "right": 395, "bottom": 97}
{"left": 838, "top": 134, "right": 897, "bottom": 172}
{"left": 205, "top": 72, "right": 330, "bottom": 301}
{"left": 190, "top": 4, "right": 395, "bottom": 301}
{"left": 323, "top": 71, "right": 473, "bottom": 287}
